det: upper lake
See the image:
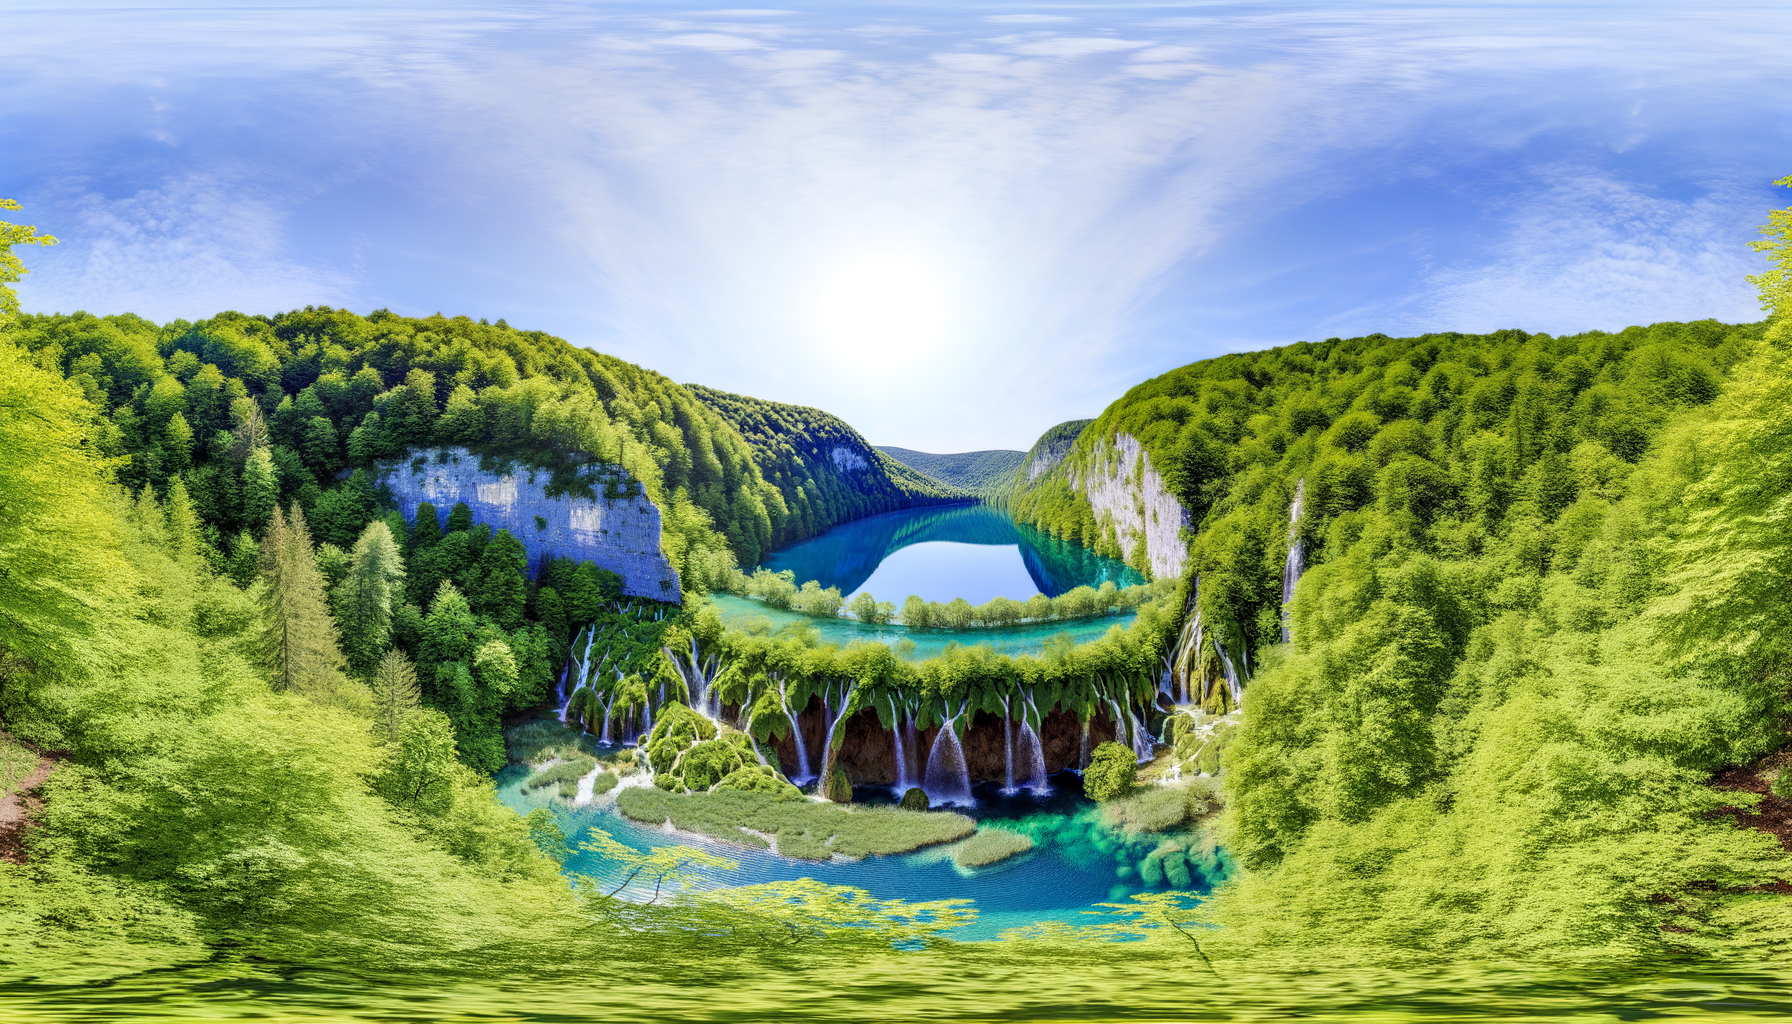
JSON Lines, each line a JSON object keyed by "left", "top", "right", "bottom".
{"left": 755, "top": 504, "right": 1145, "bottom": 604}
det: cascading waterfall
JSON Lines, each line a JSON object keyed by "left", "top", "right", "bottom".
{"left": 774, "top": 676, "right": 813, "bottom": 783}
{"left": 1215, "top": 640, "right": 1244, "bottom": 707}
{"left": 814, "top": 680, "right": 859, "bottom": 794}
{"left": 1130, "top": 707, "right": 1155, "bottom": 763}
{"left": 1281, "top": 478, "right": 1307, "bottom": 644}
{"left": 904, "top": 715, "right": 921, "bottom": 789}
{"left": 922, "top": 708, "right": 974, "bottom": 805}
{"left": 891, "top": 720, "right": 909, "bottom": 793}
{"left": 1017, "top": 692, "right": 1049, "bottom": 794}
{"left": 1078, "top": 717, "right": 1092, "bottom": 770}
{"left": 1001, "top": 697, "right": 1015, "bottom": 794}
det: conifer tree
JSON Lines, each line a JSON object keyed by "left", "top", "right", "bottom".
{"left": 411, "top": 501, "right": 443, "bottom": 549}
{"left": 475, "top": 528, "right": 528, "bottom": 630}
{"left": 534, "top": 586, "right": 569, "bottom": 652}
{"left": 242, "top": 446, "right": 278, "bottom": 537}
{"left": 259, "top": 504, "right": 348, "bottom": 695}
{"left": 335, "top": 520, "right": 407, "bottom": 677}
{"left": 369, "top": 647, "right": 421, "bottom": 744}
{"left": 165, "top": 477, "right": 203, "bottom": 563}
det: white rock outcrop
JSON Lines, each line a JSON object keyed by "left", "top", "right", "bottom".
{"left": 1072, "top": 433, "right": 1190, "bottom": 580}
{"left": 377, "top": 448, "right": 680, "bottom": 600}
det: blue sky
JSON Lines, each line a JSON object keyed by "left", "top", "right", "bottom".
{"left": 4, "top": 1, "right": 1790, "bottom": 450}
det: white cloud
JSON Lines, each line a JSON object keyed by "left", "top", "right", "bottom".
{"left": 985, "top": 14, "right": 1076, "bottom": 24}
{"left": 1418, "top": 174, "right": 1765, "bottom": 334}
{"left": 17, "top": 174, "right": 351, "bottom": 321}
{"left": 1005, "top": 36, "right": 1153, "bottom": 58}
{"left": 664, "top": 32, "right": 765, "bottom": 51}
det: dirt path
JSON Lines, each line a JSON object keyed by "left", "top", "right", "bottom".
{"left": 0, "top": 739, "right": 63, "bottom": 865}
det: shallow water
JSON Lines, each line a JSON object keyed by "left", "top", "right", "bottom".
{"left": 757, "top": 504, "right": 1144, "bottom": 602}
{"left": 495, "top": 763, "right": 1224, "bottom": 941}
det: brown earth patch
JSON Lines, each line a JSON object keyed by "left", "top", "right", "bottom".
{"left": 1709, "top": 752, "right": 1792, "bottom": 853}
{"left": 0, "top": 737, "right": 64, "bottom": 865}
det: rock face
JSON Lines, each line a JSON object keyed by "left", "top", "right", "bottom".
{"left": 375, "top": 447, "right": 680, "bottom": 601}
{"left": 1073, "top": 432, "right": 1190, "bottom": 581}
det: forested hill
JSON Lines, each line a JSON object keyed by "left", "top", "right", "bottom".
{"left": 687, "top": 384, "right": 971, "bottom": 544}
{"left": 4, "top": 307, "right": 947, "bottom": 595}
{"left": 876, "top": 446, "right": 1024, "bottom": 498}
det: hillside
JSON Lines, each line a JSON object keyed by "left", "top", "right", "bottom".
{"left": 689, "top": 385, "right": 971, "bottom": 545}
{"left": 876, "top": 446, "right": 1025, "bottom": 498}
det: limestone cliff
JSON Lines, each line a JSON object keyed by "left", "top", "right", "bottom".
{"left": 1073, "top": 433, "right": 1191, "bottom": 581}
{"left": 376, "top": 447, "right": 680, "bottom": 601}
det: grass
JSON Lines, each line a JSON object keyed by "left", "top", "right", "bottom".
{"left": 954, "top": 828, "right": 1034, "bottom": 867}
{"left": 616, "top": 788, "right": 975, "bottom": 861}
{"left": 1103, "top": 777, "right": 1225, "bottom": 834}
{"left": 526, "top": 756, "right": 599, "bottom": 790}
{"left": 0, "top": 733, "right": 38, "bottom": 799}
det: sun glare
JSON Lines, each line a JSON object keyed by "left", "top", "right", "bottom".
{"left": 812, "top": 253, "right": 951, "bottom": 364}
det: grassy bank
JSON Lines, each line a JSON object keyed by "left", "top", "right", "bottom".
{"left": 615, "top": 788, "right": 975, "bottom": 860}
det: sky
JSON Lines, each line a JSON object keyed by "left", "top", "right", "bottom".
{"left": 4, "top": 1, "right": 1790, "bottom": 451}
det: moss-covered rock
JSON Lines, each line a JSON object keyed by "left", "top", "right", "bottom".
{"left": 899, "top": 787, "right": 929, "bottom": 811}
{"left": 679, "top": 738, "right": 749, "bottom": 791}
{"left": 823, "top": 766, "right": 853, "bottom": 803}
{"left": 714, "top": 764, "right": 801, "bottom": 799}
{"left": 955, "top": 828, "right": 1034, "bottom": 867}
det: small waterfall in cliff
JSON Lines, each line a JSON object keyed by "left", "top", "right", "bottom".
{"left": 1018, "top": 693, "right": 1049, "bottom": 794}
{"left": 1078, "top": 717, "right": 1091, "bottom": 770}
{"left": 637, "top": 702, "right": 652, "bottom": 744}
{"left": 1168, "top": 580, "right": 1203, "bottom": 705}
{"left": 816, "top": 684, "right": 858, "bottom": 796}
{"left": 904, "top": 715, "right": 921, "bottom": 789}
{"left": 1281, "top": 479, "right": 1306, "bottom": 644}
{"left": 1130, "top": 707, "right": 1155, "bottom": 763}
{"left": 1001, "top": 698, "right": 1015, "bottom": 794}
{"left": 923, "top": 710, "right": 973, "bottom": 806}
{"left": 1215, "top": 640, "right": 1244, "bottom": 707}
{"left": 891, "top": 721, "right": 909, "bottom": 793}
{"left": 788, "top": 715, "right": 812, "bottom": 783}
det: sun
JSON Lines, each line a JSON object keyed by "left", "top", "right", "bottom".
{"left": 812, "top": 253, "right": 951, "bottom": 362}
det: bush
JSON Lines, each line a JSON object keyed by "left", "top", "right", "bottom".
{"left": 955, "top": 829, "right": 1034, "bottom": 867}
{"left": 615, "top": 787, "right": 974, "bottom": 859}
{"left": 524, "top": 755, "right": 597, "bottom": 790}
{"left": 1084, "top": 741, "right": 1136, "bottom": 801}
{"left": 714, "top": 765, "right": 801, "bottom": 799}
{"left": 899, "top": 787, "right": 929, "bottom": 811}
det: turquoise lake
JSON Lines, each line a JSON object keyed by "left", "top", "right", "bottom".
{"left": 712, "top": 504, "right": 1150, "bottom": 659}
{"left": 497, "top": 765, "right": 1227, "bottom": 941}
{"left": 757, "top": 504, "right": 1144, "bottom": 603}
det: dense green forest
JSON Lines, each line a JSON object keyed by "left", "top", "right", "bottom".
{"left": 876, "top": 445, "right": 1024, "bottom": 497}
{"left": 688, "top": 384, "right": 969, "bottom": 541}
{"left": 3, "top": 184, "right": 1792, "bottom": 999}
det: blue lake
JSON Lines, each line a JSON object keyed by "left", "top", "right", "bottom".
{"left": 756, "top": 504, "right": 1145, "bottom": 604}
{"left": 498, "top": 765, "right": 1227, "bottom": 941}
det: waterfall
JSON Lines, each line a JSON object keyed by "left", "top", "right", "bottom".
{"left": 1130, "top": 707, "right": 1155, "bottom": 763}
{"left": 1281, "top": 479, "right": 1306, "bottom": 644}
{"left": 638, "top": 702, "right": 652, "bottom": 743}
{"left": 1018, "top": 692, "right": 1049, "bottom": 794}
{"left": 922, "top": 713, "right": 974, "bottom": 805}
{"left": 1018, "top": 720, "right": 1049, "bottom": 793}
{"left": 1001, "top": 697, "right": 1015, "bottom": 794}
{"left": 815, "top": 681, "right": 860, "bottom": 795}
{"left": 1078, "top": 717, "right": 1091, "bottom": 770}
{"left": 891, "top": 721, "right": 909, "bottom": 792}
{"left": 1169, "top": 580, "right": 1204, "bottom": 705}
{"left": 1215, "top": 640, "right": 1244, "bottom": 707}
{"left": 904, "top": 714, "right": 920, "bottom": 789}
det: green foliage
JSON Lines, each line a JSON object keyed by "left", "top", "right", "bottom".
{"left": 1084, "top": 742, "right": 1137, "bottom": 801}
{"left": 687, "top": 384, "right": 970, "bottom": 547}
{"left": 877, "top": 446, "right": 1026, "bottom": 498}
{"left": 615, "top": 787, "right": 975, "bottom": 860}
{"left": 524, "top": 755, "right": 598, "bottom": 790}
{"left": 0, "top": 197, "right": 57, "bottom": 333}
{"left": 899, "top": 787, "right": 929, "bottom": 811}
{"left": 334, "top": 520, "right": 406, "bottom": 677}
{"left": 823, "top": 767, "right": 853, "bottom": 803}
{"left": 954, "top": 828, "right": 1034, "bottom": 867}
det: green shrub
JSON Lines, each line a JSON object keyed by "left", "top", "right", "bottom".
{"left": 714, "top": 765, "right": 800, "bottom": 798}
{"left": 1773, "top": 771, "right": 1792, "bottom": 799}
{"left": 955, "top": 829, "right": 1033, "bottom": 867}
{"left": 899, "top": 787, "right": 928, "bottom": 811}
{"left": 1084, "top": 741, "right": 1136, "bottom": 801}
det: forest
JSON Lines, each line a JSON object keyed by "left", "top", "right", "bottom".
{"left": 876, "top": 445, "right": 1025, "bottom": 497}
{"left": 1, "top": 185, "right": 1791, "bottom": 1001}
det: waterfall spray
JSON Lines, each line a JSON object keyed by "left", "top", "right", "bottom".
{"left": 922, "top": 704, "right": 974, "bottom": 805}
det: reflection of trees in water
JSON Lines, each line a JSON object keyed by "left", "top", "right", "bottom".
{"left": 756, "top": 504, "right": 1142, "bottom": 597}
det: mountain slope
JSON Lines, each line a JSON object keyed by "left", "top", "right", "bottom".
{"left": 688, "top": 385, "right": 971, "bottom": 547}
{"left": 876, "top": 446, "right": 1024, "bottom": 498}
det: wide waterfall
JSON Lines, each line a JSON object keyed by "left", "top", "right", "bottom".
{"left": 1281, "top": 478, "right": 1306, "bottom": 644}
{"left": 891, "top": 721, "right": 909, "bottom": 792}
{"left": 1017, "top": 719, "right": 1050, "bottom": 793}
{"left": 923, "top": 716, "right": 974, "bottom": 805}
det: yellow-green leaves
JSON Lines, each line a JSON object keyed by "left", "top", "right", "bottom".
{"left": 0, "top": 197, "right": 57, "bottom": 335}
